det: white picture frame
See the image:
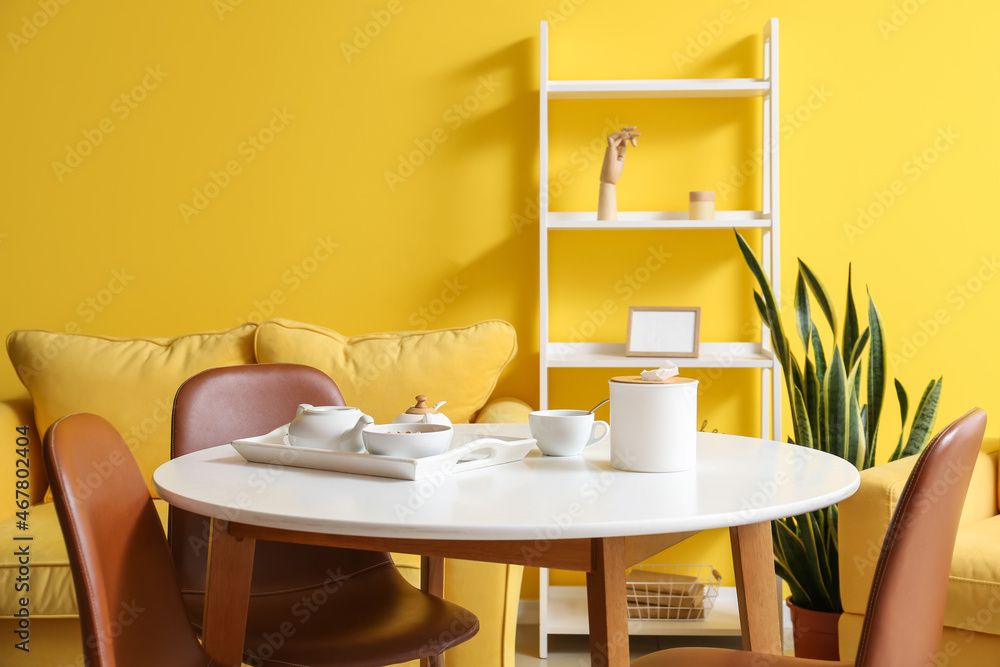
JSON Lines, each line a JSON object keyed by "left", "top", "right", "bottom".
{"left": 625, "top": 307, "right": 701, "bottom": 358}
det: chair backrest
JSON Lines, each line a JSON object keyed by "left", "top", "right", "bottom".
{"left": 855, "top": 408, "right": 987, "bottom": 667}
{"left": 44, "top": 413, "right": 210, "bottom": 667}
{"left": 170, "top": 363, "right": 390, "bottom": 596}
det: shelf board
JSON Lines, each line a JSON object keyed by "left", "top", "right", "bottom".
{"left": 546, "top": 585, "right": 743, "bottom": 636}
{"left": 547, "top": 78, "right": 770, "bottom": 99}
{"left": 547, "top": 211, "right": 771, "bottom": 231}
{"left": 545, "top": 342, "right": 774, "bottom": 369}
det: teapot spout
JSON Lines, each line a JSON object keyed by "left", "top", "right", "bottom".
{"left": 296, "top": 404, "right": 313, "bottom": 416}
{"left": 340, "top": 413, "right": 373, "bottom": 453}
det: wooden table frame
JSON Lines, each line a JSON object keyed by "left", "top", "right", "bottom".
{"left": 200, "top": 518, "right": 781, "bottom": 667}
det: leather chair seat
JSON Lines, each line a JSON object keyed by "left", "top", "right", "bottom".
{"left": 632, "top": 648, "right": 851, "bottom": 667}
{"left": 182, "top": 562, "right": 477, "bottom": 667}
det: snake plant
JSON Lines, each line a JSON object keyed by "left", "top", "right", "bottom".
{"left": 736, "top": 231, "right": 942, "bottom": 613}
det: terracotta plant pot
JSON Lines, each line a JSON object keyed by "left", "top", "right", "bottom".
{"left": 787, "top": 598, "right": 841, "bottom": 660}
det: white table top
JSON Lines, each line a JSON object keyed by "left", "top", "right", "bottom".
{"left": 153, "top": 424, "right": 860, "bottom": 541}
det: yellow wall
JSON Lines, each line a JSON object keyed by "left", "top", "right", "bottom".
{"left": 2, "top": 1, "right": 998, "bottom": 600}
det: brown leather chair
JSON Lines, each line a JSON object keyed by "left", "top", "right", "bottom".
{"left": 170, "top": 363, "right": 477, "bottom": 666}
{"left": 44, "top": 412, "right": 221, "bottom": 667}
{"left": 633, "top": 407, "right": 987, "bottom": 667}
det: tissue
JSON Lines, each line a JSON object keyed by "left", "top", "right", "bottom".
{"left": 640, "top": 362, "right": 679, "bottom": 382}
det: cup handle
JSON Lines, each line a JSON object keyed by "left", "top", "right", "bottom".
{"left": 585, "top": 420, "right": 610, "bottom": 448}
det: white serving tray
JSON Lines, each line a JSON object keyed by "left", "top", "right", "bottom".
{"left": 231, "top": 425, "right": 536, "bottom": 481}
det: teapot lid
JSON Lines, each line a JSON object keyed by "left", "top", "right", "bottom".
{"left": 405, "top": 395, "right": 439, "bottom": 414}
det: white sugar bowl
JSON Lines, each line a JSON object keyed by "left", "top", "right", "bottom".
{"left": 392, "top": 395, "right": 453, "bottom": 427}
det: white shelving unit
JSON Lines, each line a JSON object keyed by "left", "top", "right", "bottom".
{"left": 537, "top": 19, "right": 782, "bottom": 657}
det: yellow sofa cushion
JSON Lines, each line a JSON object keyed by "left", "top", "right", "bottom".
{"left": 6, "top": 326, "right": 257, "bottom": 498}
{"left": 254, "top": 319, "right": 517, "bottom": 424}
{"left": 946, "top": 515, "right": 1000, "bottom": 634}
{"left": 0, "top": 500, "right": 170, "bottom": 618}
{"left": 841, "top": 449, "right": 1000, "bottom": 638}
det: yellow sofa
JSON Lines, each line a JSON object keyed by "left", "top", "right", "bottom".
{"left": 0, "top": 319, "right": 532, "bottom": 667}
{"left": 839, "top": 438, "right": 1000, "bottom": 664}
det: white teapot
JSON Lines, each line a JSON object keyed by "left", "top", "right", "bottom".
{"left": 392, "top": 395, "right": 453, "bottom": 427}
{"left": 287, "top": 404, "right": 373, "bottom": 452}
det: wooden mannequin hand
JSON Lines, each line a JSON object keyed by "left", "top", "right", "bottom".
{"left": 599, "top": 126, "right": 641, "bottom": 185}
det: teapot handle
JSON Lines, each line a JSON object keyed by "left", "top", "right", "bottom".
{"left": 296, "top": 404, "right": 313, "bottom": 416}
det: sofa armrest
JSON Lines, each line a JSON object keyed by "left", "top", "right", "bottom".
{"left": 0, "top": 396, "right": 46, "bottom": 522}
{"left": 839, "top": 449, "right": 998, "bottom": 615}
{"left": 473, "top": 397, "right": 532, "bottom": 424}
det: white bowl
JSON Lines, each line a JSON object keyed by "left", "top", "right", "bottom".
{"left": 362, "top": 423, "right": 453, "bottom": 459}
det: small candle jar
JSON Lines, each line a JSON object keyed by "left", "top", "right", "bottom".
{"left": 689, "top": 191, "right": 715, "bottom": 220}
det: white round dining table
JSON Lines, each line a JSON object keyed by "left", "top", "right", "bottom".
{"left": 154, "top": 423, "right": 860, "bottom": 667}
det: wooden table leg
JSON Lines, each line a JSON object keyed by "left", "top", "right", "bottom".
{"left": 730, "top": 522, "right": 781, "bottom": 654}
{"left": 586, "top": 537, "right": 629, "bottom": 667}
{"left": 203, "top": 518, "right": 256, "bottom": 667}
{"left": 421, "top": 555, "right": 445, "bottom": 598}
{"left": 420, "top": 556, "right": 447, "bottom": 667}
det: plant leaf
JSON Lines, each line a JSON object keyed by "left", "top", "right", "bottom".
{"left": 791, "top": 384, "right": 813, "bottom": 450}
{"left": 773, "top": 520, "right": 814, "bottom": 609}
{"left": 827, "top": 506, "right": 841, "bottom": 610}
{"left": 796, "top": 513, "right": 835, "bottom": 611}
{"left": 895, "top": 379, "right": 909, "bottom": 427}
{"left": 850, "top": 328, "right": 870, "bottom": 374}
{"left": 774, "top": 519, "right": 822, "bottom": 610}
{"left": 805, "top": 357, "right": 822, "bottom": 450}
{"left": 811, "top": 323, "right": 827, "bottom": 383}
{"left": 810, "top": 512, "right": 837, "bottom": 609}
{"left": 799, "top": 259, "right": 839, "bottom": 335}
{"left": 795, "top": 272, "right": 812, "bottom": 355}
{"left": 901, "top": 378, "right": 943, "bottom": 458}
{"left": 842, "top": 264, "right": 859, "bottom": 366}
{"left": 847, "top": 389, "right": 867, "bottom": 470}
{"left": 867, "top": 294, "right": 887, "bottom": 459}
{"left": 753, "top": 291, "right": 769, "bottom": 328}
{"left": 824, "top": 347, "right": 850, "bottom": 459}
{"left": 736, "top": 232, "right": 790, "bottom": 369}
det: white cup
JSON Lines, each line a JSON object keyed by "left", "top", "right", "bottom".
{"left": 529, "top": 409, "right": 610, "bottom": 457}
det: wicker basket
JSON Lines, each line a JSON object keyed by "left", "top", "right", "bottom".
{"left": 625, "top": 564, "right": 722, "bottom": 620}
